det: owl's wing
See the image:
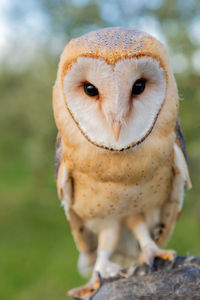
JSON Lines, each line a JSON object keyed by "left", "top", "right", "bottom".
{"left": 54, "top": 132, "right": 62, "bottom": 181}
{"left": 55, "top": 132, "right": 97, "bottom": 255}
{"left": 175, "top": 118, "right": 189, "bottom": 171}
{"left": 174, "top": 118, "right": 192, "bottom": 191}
{"left": 55, "top": 131, "right": 72, "bottom": 220}
{"left": 154, "top": 119, "right": 192, "bottom": 247}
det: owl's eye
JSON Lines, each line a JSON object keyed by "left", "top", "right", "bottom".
{"left": 83, "top": 83, "right": 99, "bottom": 97}
{"left": 132, "top": 79, "right": 146, "bottom": 96}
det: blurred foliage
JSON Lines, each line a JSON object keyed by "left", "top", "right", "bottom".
{"left": 0, "top": 0, "right": 200, "bottom": 299}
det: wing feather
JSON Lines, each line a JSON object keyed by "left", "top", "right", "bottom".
{"left": 156, "top": 142, "right": 191, "bottom": 247}
{"left": 175, "top": 118, "right": 191, "bottom": 189}
{"left": 54, "top": 132, "right": 62, "bottom": 180}
{"left": 55, "top": 136, "right": 97, "bottom": 257}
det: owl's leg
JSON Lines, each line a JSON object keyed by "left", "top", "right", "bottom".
{"left": 93, "top": 220, "right": 121, "bottom": 278}
{"left": 126, "top": 214, "right": 176, "bottom": 266}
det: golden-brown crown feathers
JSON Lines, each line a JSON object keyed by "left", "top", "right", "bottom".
{"left": 58, "top": 27, "right": 170, "bottom": 80}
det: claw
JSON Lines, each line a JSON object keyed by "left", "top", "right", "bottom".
{"left": 68, "top": 272, "right": 102, "bottom": 300}
{"left": 139, "top": 245, "right": 176, "bottom": 267}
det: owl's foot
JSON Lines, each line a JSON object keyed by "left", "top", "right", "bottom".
{"left": 78, "top": 251, "right": 96, "bottom": 277}
{"left": 139, "top": 243, "right": 176, "bottom": 267}
{"left": 96, "top": 259, "right": 123, "bottom": 278}
{"left": 94, "top": 250, "right": 123, "bottom": 279}
{"left": 68, "top": 272, "right": 101, "bottom": 300}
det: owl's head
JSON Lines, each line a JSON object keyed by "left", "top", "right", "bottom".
{"left": 54, "top": 27, "right": 178, "bottom": 151}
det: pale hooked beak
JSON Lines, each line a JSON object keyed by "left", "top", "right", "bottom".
{"left": 112, "top": 121, "right": 121, "bottom": 141}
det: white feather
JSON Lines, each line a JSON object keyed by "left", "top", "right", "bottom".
{"left": 63, "top": 56, "right": 166, "bottom": 150}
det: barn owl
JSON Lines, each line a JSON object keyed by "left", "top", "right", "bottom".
{"left": 53, "top": 27, "right": 191, "bottom": 299}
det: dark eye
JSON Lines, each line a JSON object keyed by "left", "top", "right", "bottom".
{"left": 83, "top": 82, "right": 98, "bottom": 97}
{"left": 132, "top": 79, "right": 146, "bottom": 96}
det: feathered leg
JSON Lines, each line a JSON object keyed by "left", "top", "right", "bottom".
{"left": 126, "top": 214, "right": 176, "bottom": 266}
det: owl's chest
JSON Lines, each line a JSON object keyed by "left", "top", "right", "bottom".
{"left": 69, "top": 145, "right": 173, "bottom": 220}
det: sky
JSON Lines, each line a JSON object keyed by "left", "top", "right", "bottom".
{"left": 0, "top": 0, "right": 200, "bottom": 73}
{"left": 0, "top": 0, "right": 11, "bottom": 57}
{"left": 0, "top": 0, "right": 49, "bottom": 69}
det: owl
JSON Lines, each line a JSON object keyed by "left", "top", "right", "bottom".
{"left": 53, "top": 27, "right": 191, "bottom": 299}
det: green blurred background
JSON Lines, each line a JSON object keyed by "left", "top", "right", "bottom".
{"left": 1, "top": 0, "right": 200, "bottom": 299}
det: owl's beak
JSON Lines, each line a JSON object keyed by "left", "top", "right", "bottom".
{"left": 112, "top": 121, "right": 121, "bottom": 141}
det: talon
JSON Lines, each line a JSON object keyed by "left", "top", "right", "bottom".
{"left": 139, "top": 244, "right": 176, "bottom": 267}
{"left": 68, "top": 272, "right": 101, "bottom": 300}
{"left": 160, "top": 251, "right": 176, "bottom": 261}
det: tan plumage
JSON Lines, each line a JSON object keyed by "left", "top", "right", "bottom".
{"left": 53, "top": 27, "right": 191, "bottom": 298}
